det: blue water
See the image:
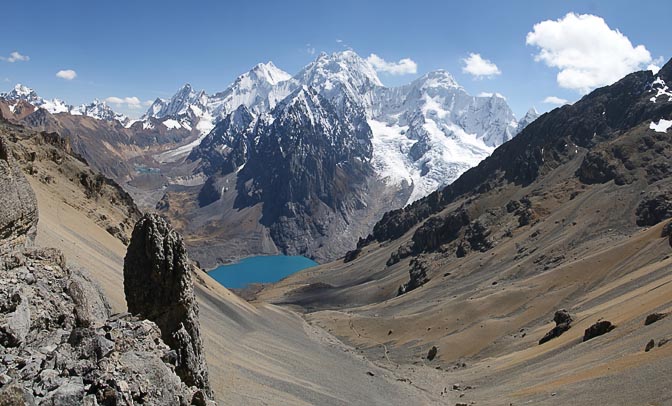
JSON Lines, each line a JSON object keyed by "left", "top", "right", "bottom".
{"left": 209, "top": 255, "right": 318, "bottom": 289}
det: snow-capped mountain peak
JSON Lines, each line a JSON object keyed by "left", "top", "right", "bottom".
{"left": 415, "top": 70, "right": 461, "bottom": 90}
{"left": 1, "top": 83, "right": 70, "bottom": 114}
{"left": 517, "top": 107, "right": 540, "bottom": 133}
{"left": 72, "top": 99, "right": 130, "bottom": 126}
{"left": 295, "top": 51, "right": 383, "bottom": 102}
{"left": 9, "top": 84, "right": 38, "bottom": 99}
{"left": 249, "top": 61, "right": 292, "bottom": 85}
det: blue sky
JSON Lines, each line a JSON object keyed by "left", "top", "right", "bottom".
{"left": 1, "top": 0, "right": 670, "bottom": 118}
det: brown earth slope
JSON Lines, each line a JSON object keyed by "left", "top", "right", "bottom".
{"left": 255, "top": 62, "right": 672, "bottom": 405}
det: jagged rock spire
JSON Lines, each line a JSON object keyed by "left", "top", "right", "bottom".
{"left": 123, "top": 213, "right": 212, "bottom": 397}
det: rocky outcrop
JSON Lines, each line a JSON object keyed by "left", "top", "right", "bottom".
{"left": 0, "top": 247, "right": 204, "bottom": 405}
{"left": 636, "top": 191, "right": 672, "bottom": 226}
{"left": 0, "top": 136, "right": 38, "bottom": 251}
{"left": 539, "top": 309, "right": 573, "bottom": 345}
{"left": 398, "top": 257, "right": 431, "bottom": 295}
{"left": 411, "top": 209, "right": 470, "bottom": 254}
{"left": 124, "top": 214, "right": 212, "bottom": 397}
{"left": 583, "top": 320, "right": 615, "bottom": 342}
{"left": 644, "top": 312, "right": 668, "bottom": 326}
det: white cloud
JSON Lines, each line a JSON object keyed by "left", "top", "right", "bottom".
{"left": 366, "top": 53, "right": 417, "bottom": 75}
{"left": 0, "top": 51, "right": 30, "bottom": 63}
{"left": 477, "top": 91, "right": 506, "bottom": 100}
{"left": 336, "top": 39, "right": 343, "bottom": 43}
{"left": 527, "top": 13, "right": 653, "bottom": 94}
{"left": 56, "top": 69, "right": 77, "bottom": 80}
{"left": 143, "top": 100, "right": 154, "bottom": 107}
{"left": 543, "top": 96, "right": 569, "bottom": 105}
{"left": 647, "top": 57, "right": 664, "bottom": 75}
{"left": 105, "top": 96, "right": 144, "bottom": 109}
{"left": 305, "top": 44, "right": 316, "bottom": 55}
{"left": 461, "top": 53, "right": 501, "bottom": 78}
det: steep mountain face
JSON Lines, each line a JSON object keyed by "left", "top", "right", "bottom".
{"left": 255, "top": 60, "right": 672, "bottom": 406}
{"left": 187, "top": 105, "right": 256, "bottom": 177}
{"left": 234, "top": 87, "right": 374, "bottom": 256}
{"left": 369, "top": 70, "right": 520, "bottom": 203}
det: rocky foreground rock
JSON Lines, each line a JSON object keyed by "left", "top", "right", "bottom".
{"left": 0, "top": 136, "right": 38, "bottom": 251}
{"left": 124, "top": 213, "right": 212, "bottom": 397}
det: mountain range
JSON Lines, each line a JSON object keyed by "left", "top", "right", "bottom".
{"left": 0, "top": 50, "right": 539, "bottom": 265}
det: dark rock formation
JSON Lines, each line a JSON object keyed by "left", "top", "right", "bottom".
{"left": 124, "top": 214, "right": 212, "bottom": 396}
{"left": 539, "top": 309, "right": 573, "bottom": 345}
{"left": 398, "top": 257, "right": 431, "bottom": 295}
{"left": 645, "top": 339, "right": 655, "bottom": 352}
{"left": 427, "top": 346, "right": 438, "bottom": 361}
{"left": 411, "top": 209, "right": 470, "bottom": 254}
{"left": 344, "top": 247, "right": 361, "bottom": 263}
{"left": 583, "top": 320, "right": 616, "bottom": 342}
{"left": 644, "top": 312, "right": 668, "bottom": 326}
{"left": 636, "top": 191, "right": 672, "bottom": 226}
{"left": 0, "top": 136, "right": 38, "bottom": 251}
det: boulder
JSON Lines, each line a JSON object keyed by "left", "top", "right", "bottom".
{"left": 645, "top": 339, "right": 655, "bottom": 352}
{"left": 124, "top": 214, "right": 212, "bottom": 396}
{"left": 583, "top": 320, "right": 615, "bottom": 342}
{"left": 539, "top": 309, "right": 573, "bottom": 345}
{"left": 644, "top": 312, "right": 668, "bottom": 326}
{"left": 427, "top": 346, "right": 438, "bottom": 361}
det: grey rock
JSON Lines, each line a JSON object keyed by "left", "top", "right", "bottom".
{"left": 40, "top": 378, "right": 85, "bottom": 406}
{"left": 67, "top": 272, "right": 111, "bottom": 327}
{"left": 0, "top": 290, "right": 30, "bottom": 347}
{"left": 124, "top": 214, "right": 212, "bottom": 396}
{"left": 0, "top": 136, "right": 38, "bottom": 251}
{"left": 0, "top": 381, "right": 36, "bottom": 406}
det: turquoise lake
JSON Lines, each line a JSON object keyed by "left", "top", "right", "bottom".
{"left": 209, "top": 255, "right": 318, "bottom": 289}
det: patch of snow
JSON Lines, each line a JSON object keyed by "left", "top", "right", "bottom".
{"left": 650, "top": 119, "right": 672, "bottom": 133}
{"left": 162, "top": 119, "right": 182, "bottom": 129}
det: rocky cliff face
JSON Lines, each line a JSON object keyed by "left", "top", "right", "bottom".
{"left": 0, "top": 135, "right": 38, "bottom": 251}
{"left": 123, "top": 214, "right": 212, "bottom": 397}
